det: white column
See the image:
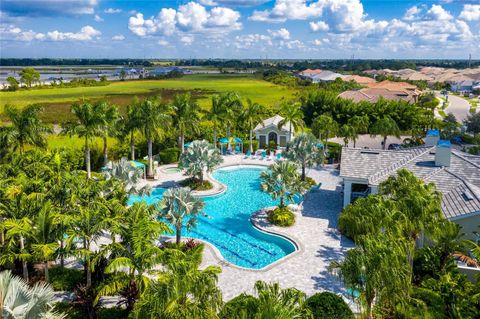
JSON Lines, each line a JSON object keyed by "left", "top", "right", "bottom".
{"left": 370, "top": 185, "right": 378, "bottom": 195}
{"left": 343, "top": 181, "right": 352, "bottom": 208}
{"left": 277, "top": 133, "right": 280, "bottom": 145}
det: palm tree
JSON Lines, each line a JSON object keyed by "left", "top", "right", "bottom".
{"left": 339, "top": 124, "right": 356, "bottom": 147}
{"left": 0, "top": 270, "right": 66, "bottom": 319}
{"left": 172, "top": 93, "right": 201, "bottom": 153}
{"left": 370, "top": 116, "right": 400, "bottom": 150}
{"left": 103, "top": 158, "right": 151, "bottom": 195}
{"left": 98, "top": 202, "right": 171, "bottom": 311}
{"left": 348, "top": 115, "right": 369, "bottom": 148}
{"left": 137, "top": 97, "right": 172, "bottom": 178}
{"left": 158, "top": 187, "right": 204, "bottom": 245}
{"left": 132, "top": 249, "right": 222, "bottom": 319}
{"left": 284, "top": 133, "right": 324, "bottom": 181}
{"left": 179, "top": 140, "right": 223, "bottom": 183}
{"left": 278, "top": 102, "right": 305, "bottom": 150}
{"left": 253, "top": 281, "right": 310, "bottom": 319}
{"left": 95, "top": 101, "right": 120, "bottom": 165}
{"left": 0, "top": 104, "right": 51, "bottom": 153}
{"left": 260, "top": 161, "right": 308, "bottom": 208}
{"left": 123, "top": 98, "right": 141, "bottom": 161}
{"left": 62, "top": 102, "right": 103, "bottom": 179}
{"left": 203, "top": 94, "right": 227, "bottom": 147}
{"left": 31, "top": 201, "right": 59, "bottom": 283}
{"left": 241, "top": 99, "right": 266, "bottom": 153}
{"left": 312, "top": 114, "right": 338, "bottom": 154}
{"left": 221, "top": 92, "right": 243, "bottom": 146}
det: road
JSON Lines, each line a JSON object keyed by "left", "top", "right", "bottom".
{"left": 439, "top": 93, "right": 472, "bottom": 122}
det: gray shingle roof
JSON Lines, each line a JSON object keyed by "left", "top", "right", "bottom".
{"left": 340, "top": 146, "right": 480, "bottom": 219}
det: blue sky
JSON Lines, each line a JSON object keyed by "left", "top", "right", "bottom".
{"left": 1, "top": 0, "right": 479, "bottom": 59}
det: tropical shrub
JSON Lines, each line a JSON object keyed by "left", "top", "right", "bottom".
{"left": 49, "top": 267, "right": 84, "bottom": 291}
{"left": 179, "top": 140, "right": 223, "bottom": 182}
{"left": 305, "top": 177, "right": 317, "bottom": 188}
{"left": 159, "top": 147, "right": 180, "bottom": 164}
{"left": 220, "top": 294, "right": 258, "bottom": 319}
{"left": 284, "top": 133, "right": 324, "bottom": 180}
{"left": 305, "top": 292, "right": 354, "bottom": 319}
{"left": 243, "top": 140, "right": 259, "bottom": 153}
{"left": 179, "top": 177, "right": 213, "bottom": 191}
{"left": 268, "top": 207, "right": 295, "bottom": 227}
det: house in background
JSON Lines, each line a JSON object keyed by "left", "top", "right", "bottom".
{"left": 338, "top": 80, "right": 421, "bottom": 103}
{"left": 340, "top": 133, "right": 480, "bottom": 240}
{"left": 298, "top": 69, "right": 323, "bottom": 78}
{"left": 310, "top": 70, "right": 344, "bottom": 83}
{"left": 448, "top": 78, "right": 480, "bottom": 93}
{"left": 253, "top": 115, "right": 293, "bottom": 149}
{"left": 342, "top": 75, "right": 376, "bottom": 85}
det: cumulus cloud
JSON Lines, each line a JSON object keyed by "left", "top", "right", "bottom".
{"left": 309, "top": 21, "right": 329, "bottom": 32}
{"left": 403, "top": 6, "right": 421, "bottom": 21}
{"left": 1, "top": 24, "right": 101, "bottom": 41}
{"left": 94, "top": 14, "right": 103, "bottom": 22}
{"left": 128, "top": 2, "right": 241, "bottom": 38}
{"left": 199, "top": 0, "right": 269, "bottom": 5}
{"left": 157, "top": 39, "right": 170, "bottom": 46}
{"left": 268, "top": 28, "right": 290, "bottom": 40}
{"left": 426, "top": 4, "right": 453, "bottom": 20}
{"left": 459, "top": 4, "right": 480, "bottom": 21}
{"left": 104, "top": 8, "right": 122, "bottom": 14}
{"left": 1, "top": 0, "right": 98, "bottom": 16}
{"left": 111, "top": 34, "right": 125, "bottom": 41}
{"left": 180, "top": 35, "right": 194, "bottom": 45}
{"left": 250, "top": 0, "right": 322, "bottom": 22}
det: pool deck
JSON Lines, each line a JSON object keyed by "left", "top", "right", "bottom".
{"left": 147, "top": 155, "right": 354, "bottom": 302}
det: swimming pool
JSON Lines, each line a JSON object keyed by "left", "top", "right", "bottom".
{"left": 129, "top": 166, "right": 298, "bottom": 269}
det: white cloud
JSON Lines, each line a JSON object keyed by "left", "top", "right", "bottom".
{"left": 1, "top": 24, "right": 101, "bottom": 42}
{"left": 200, "top": 0, "right": 269, "bottom": 5}
{"left": 129, "top": 2, "right": 241, "bottom": 37}
{"left": 426, "top": 4, "right": 453, "bottom": 21}
{"left": 268, "top": 28, "right": 290, "bottom": 40}
{"left": 234, "top": 33, "right": 271, "bottom": 49}
{"left": 104, "top": 8, "right": 122, "bottom": 14}
{"left": 459, "top": 4, "right": 480, "bottom": 21}
{"left": 94, "top": 14, "right": 103, "bottom": 22}
{"left": 250, "top": 0, "right": 322, "bottom": 22}
{"left": 309, "top": 21, "right": 329, "bottom": 31}
{"left": 111, "top": 34, "right": 125, "bottom": 41}
{"left": 403, "top": 6, "right": 421, "bottom": 21}
{"left": 157, "top": 39, "right": 170, "bottom": 46}
{"left": 180, "top": 35, "right": 194, "bottom": 45}
{"left": 198, "top": 0, "right": 217, "bottom": 5}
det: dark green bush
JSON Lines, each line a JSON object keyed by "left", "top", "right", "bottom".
{"left": 49, "top": 266, "right": 84, "bottom": 291}
{"left": 243, "top": 140, "right": 259, "bottom": 153}
{"left": 268, "top": 207, "right": 295, "bottom": 227}
{"left": 220, "top": 294, "right": 258, "bottom": 319}
{"left": 159, "top": 147, "right": 180, "bottom": 164}
{"left": 326, "top": 142, "right": 342, "bottom": 163}
{"left": 179, "top": 178, "right": 213, "bottom": 191}
{"left": 305, "top": 177, "right": 317, "bottom": 188}
{"left": 306, "top": 292, "right": 354, "bottom": 319}
{"left": 267, "top": 140, "right": 277, "bottom": 152}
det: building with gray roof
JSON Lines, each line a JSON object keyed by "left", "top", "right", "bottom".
{"left": 340, "top": 136, "right": 480, "bottom": 240}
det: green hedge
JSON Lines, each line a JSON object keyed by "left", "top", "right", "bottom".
{"left": 49, "top": 267, "right": 83, "bottom": 291}
{"left": 268, "top": 207, "right": 295, "bottom": 227}
{"left": 159, "top": 147, "right": 180, "bottom": 164}
{"left": 243, "top": 140, "right": 259, "bottom": 153}
{"left": 306, "top": 292, "right": 355, "bottom": 319}
{"left": 219, "top": 294, "right": 258, "bottom": 319}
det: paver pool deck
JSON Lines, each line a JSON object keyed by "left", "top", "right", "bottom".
{"left": 147, "top": 155, "right": 354, "bottom": 301}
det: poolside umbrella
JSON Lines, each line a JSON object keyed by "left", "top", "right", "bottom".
{"left": 219, "top": 137, "right": 230, "bottom": 154}
{"left": 184, "top": 142, "right": 192, "bottom": 148}
{"left": 234, "top": 137, "right": 244, "bottom": 153}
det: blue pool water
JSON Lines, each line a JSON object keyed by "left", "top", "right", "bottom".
{"left": 129, "top": 166, "right": 298, "bottom": 269}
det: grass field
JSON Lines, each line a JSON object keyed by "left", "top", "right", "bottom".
{"left": 0, "top": 74, "right": 297, "bottom": 123}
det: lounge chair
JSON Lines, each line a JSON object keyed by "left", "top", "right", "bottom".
{"left": 276, "top": 153, "right": 282, "bottom": 161}
{"left": 310, "top": 182, "right": 322, "bottom": 192}
{"left": 244, "top": 150, "right": 251, "bottom": 159}
{"left": 267, "top": 152, "right": 272, "bottom": 161}
{"left": 261, "top": 151, "right": 266, "bottom": 160}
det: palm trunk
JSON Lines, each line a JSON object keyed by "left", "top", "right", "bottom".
{"left": 147, "top": 138, "right": 153, "bottom": 177}
{"left": 383, "top": 136, "right": 387, "bottom": 150}
{"left": 353, "top": 138, "right": 356, "bottom": 148}
{"left": 280, "top": 197, "right": 285, "bottom": 208}
{"left": 60, "top": 240, "right": 65, "bottom": 269}
{"left": 213, "top": 126, "right": 217, "bottom": 148}
{"left": 44, "top": 260, "right": 49, "bottom": 282}
{"left": 85, "top": 239, "right": 92, "bottom": 288}
{"left": 103, "top": 136, "right": 108, "bottom": 165}
{"left": 302, "top": 163, "right": 306, "bottom": 181}
{"left": 325, "top": 131, "right": 329, "bottom": 154}
{"left": 249, "top": 129, "right": 253, "bottom": 153}
{"left": 287, "top": 123, "right": 292, "bottom": 151}
{"left": 85, "top": 137, "right": 91, "bottom": 179}
{"left": 130, "top": 131, "right": 135, "bottom": 160}
{"left": 227, "top": 125, "right": 231, "bottom": 149}
{"left": 19, "top": 235, "right": 28, "bottom": 281}
{"left": 180, "top": 133, "right": 185, "bottom": 153}
{"left": 175, "top": 224, "right": 182, "bottom": 245}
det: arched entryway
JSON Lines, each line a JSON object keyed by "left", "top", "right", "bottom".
{"left": 268, "top": 132, "right": 278, "bottom": 144}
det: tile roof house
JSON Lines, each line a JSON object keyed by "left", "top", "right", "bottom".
{"left": 340, "top": 135, "right": 480, "bottom": 240}
{"left": 338, "top": 80, "right": 421, "bottom": 103}
{"left": 253, "top": 115, "right": 293, "bottom": 148}
{"left": 342, "top": 75, "right": 376, "bottom": 85}
{"left": 298, "top": 69, "right": 323, "bottom": 77}
{"left": 310, "top": 71, "right": 344, "bottom": 83}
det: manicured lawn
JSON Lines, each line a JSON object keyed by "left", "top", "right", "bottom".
{"left": 0, "top": 74, "right": 296, "bottom": 123}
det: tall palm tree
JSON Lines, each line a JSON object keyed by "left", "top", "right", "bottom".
{"left": 62, "top": 102, "right": 103, "bottom": 179}
{"left": 95, "top": 101, "right": 120, "bottom": 165}
{"left": 132, "top": 249, "right": 222, "bottom": 319}
{"left": 123, "top": 97, "right": 142, "bottom": 161}
{"left": 0, "top": 270, "right": 66, "bottom": 319}
{"left": 172, "top": 93, "right": 201, "bottom": 153}
{"left": 179, "top": 140, "right": 223, "bottom": 183}
{"left": 31, "top": 201, "right": 59, "bottom": 283}
{"left": 370, "top": 116, "right": 400, "bottom": 150}
{"left": 312, "top": 114, "right": 338, "bottom": 154}
{"left": 103, "top": 158, "right": 151, "bottom": 195}
{"left": 221, "top": 92, "right": 243, "bottom": 146}
{"left": 203, "top": 94, "right": 227, "bottom": 147}
{"left": 348, "top": 115, "right": 369, "bottom": 148}
{"left": 0, "top": 104, "right": 51, "bottom": 153}
{"left": 98, "top": 202, "right": 171, "bottom": 311}
{"left": 137, "top": 97, "right": 172, "bottom": 178}
{"left": 260, "top": 161, "right": 308, "bottom": 208}
{"left": 284, "top": 133, "right": 324, "bottom": 181}
{"left": 158, "top": 187, "right": 204, "bottom": 245}
{"left": 339, "top": 124, "right": 356, "bottom": 147}
{"left": 240, "top": 99, "right": 266, "bottom": 153}
{"left": 278, "top": 102, "right": 305, "bottom": 151}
